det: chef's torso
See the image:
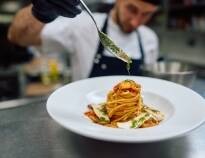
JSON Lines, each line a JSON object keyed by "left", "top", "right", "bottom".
{"left": 41, "top": 12, "right": 159, "bottom": 81}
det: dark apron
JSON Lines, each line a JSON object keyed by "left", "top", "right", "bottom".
{"left": 89, "top": 16, "right": 144, "bottom": 78}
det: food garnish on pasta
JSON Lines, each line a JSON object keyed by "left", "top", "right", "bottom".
{"left": 85, "top": 80, "right": 164, "bottom": 129}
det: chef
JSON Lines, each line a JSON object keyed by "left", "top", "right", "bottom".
{"left": 8, "top": 0, "right": 160, "bottom": 81}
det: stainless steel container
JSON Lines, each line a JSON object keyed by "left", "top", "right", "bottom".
{"left": 141, "top": 61, "right": 197, "bottom": 87}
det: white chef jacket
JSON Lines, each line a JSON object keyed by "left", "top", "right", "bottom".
{"left": 40, "top": 12, "right": 159, "bottom": 81}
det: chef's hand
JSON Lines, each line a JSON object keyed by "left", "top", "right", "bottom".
{"left": 31, "top": 0, "right": 82, "bottom": 23}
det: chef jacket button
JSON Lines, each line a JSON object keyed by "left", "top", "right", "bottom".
{"left": 101, "top": 64, "right": 107, "bottom": 70}
{"left": 94, "top": 58, "right": 100, "bottom": 64}
{"left": 96, "top": 54, "right": 102, "bottom": 59}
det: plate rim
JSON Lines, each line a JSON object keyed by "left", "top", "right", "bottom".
{"left": 46, "top": 76, "right": 205, "bottom": 143}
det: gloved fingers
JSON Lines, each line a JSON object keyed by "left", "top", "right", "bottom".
{"left": 48, "top": 0, "right": 81, "bottom": 16}
{"left": 32, "top": 0, "right": 51, "bottom": 10}
{"left": 31, "top": 0, "right": 58, "bottom": 23}
{"left": 32, "top": 0, "right": 81, "bottom": 22}
{"left": 32, "top": 6, "right": 57, "bottom": 23}
{"left": 65, "top": 0, "right": 80, "bottom": 6}
{"left": 47, "top": 0, "right": 80, "bottom": 7}
{"left": 57, "top": 9, "right": 77, "bottom": 18}
{"left": 65, "top": 6, "right": 81, "bottom": 15}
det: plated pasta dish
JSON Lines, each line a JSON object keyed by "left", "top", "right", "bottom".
{"left": 85, "top": 80, "right": 164, "bottom": 129}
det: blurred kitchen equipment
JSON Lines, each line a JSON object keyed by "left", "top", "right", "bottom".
{"left": 141, "top": 61, "right": 197, "bottom": 87}
{"left": 0, "top": 1, "right": 20, "bottom": 13}
{"left": 0, "top": 66, "right": 26, "bottom": 101}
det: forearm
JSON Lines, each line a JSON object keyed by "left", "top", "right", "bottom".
{"left": 8, "top": 5, "right": 45, "bottom": 47}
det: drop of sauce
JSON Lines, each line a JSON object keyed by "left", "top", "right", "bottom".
{"left": 126, "top": 62, "right": 131, "bottom": 76}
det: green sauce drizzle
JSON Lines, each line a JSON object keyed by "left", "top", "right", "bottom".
{"left": 99, "top": 31, "right": 132, "bottom": 75}
{"left": 126, "top": 62, "right": 131, "bottom": 75}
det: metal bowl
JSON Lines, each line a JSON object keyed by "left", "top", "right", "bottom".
{"left": 141, "top": 61, "right": 197, "bottom": 87}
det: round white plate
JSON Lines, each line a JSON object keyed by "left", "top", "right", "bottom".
{"left": 47, "top": 76, "right": 205, "bottom": 143}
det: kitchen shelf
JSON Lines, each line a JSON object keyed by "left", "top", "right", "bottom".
{"left": 165, "top": 1, "right": 205, "bottom": 32}
{"left": 0, "top": 14, "right": 13, "bottom": 24}
{"left": 170, "top": 3, "right": 205, "bottom": 11}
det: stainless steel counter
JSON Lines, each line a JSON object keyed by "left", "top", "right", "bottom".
{"left": 0, "top": 78, "right": 205, "bottom": 158}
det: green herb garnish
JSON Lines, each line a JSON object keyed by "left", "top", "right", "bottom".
{"left": 131, "top": 120, "right": 137, "bottom": 128}
{"left": 130, "top": 113, "right": 150, "bottom": 128}
{"left": 99, "top": 117, "right": 109, "bottom": 123}
{"left": 99, "top": 108, "right": 108, "bottom": 115}
{"left": 99, "top": 31, "right": 132, "bottom": 64}
{"left": 124, "top": 79, "right": 133, "bottom": 82}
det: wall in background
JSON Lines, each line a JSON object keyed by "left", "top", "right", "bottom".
{"left": 151, "top": 0, "right": 205, "bottom": 67}
{"left": 155, "top": 29, "right": 205, "bottom": 67}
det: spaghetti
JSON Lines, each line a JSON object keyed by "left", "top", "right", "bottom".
{"left": 85, "top": 80, "right": 164, "bottom": 129}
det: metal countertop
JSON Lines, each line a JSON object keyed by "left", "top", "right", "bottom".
{"left": 0, "top": 78, "right": 205, "bottom": 158}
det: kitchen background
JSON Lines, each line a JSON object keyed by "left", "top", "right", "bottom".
{"left": 0, "top": 0, "right": 204, "bottom": 101}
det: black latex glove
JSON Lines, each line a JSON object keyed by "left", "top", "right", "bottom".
{"left": 31, "top": 0, "right": 82, "bottom": 23}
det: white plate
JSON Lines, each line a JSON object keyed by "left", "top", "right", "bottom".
{"left": 47, "top": 76, "right": 205, "bottom": 143}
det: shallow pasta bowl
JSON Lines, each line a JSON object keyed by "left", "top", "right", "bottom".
{"left": 46, "top": 76, "right": 205, "bottom": 143}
